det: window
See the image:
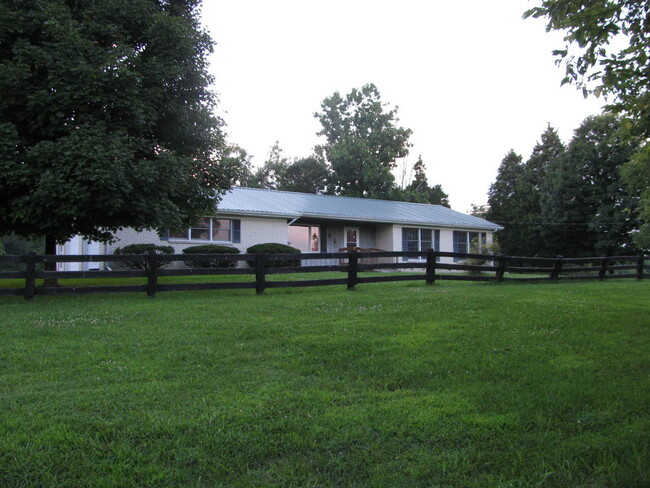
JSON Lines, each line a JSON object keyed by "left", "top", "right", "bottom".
{"left": 402, "top": 228, "right": 439, "bottom": 261}
{"left": 288, "top": 225, "right": 320, "bottom": 253}
{"left": 453, "top": 231, "right": 487, "bottom": 261}
{"left": 168, "top": 218, "right": 241, "bottom": 243}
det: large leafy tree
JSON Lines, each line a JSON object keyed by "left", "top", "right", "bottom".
{"left": 525, "top": 0, "right": 650, "bottom": 249}
{"left": 276, "top": 156, "right": 329, "bottom": 194}
{"left": 540, "top": 115, "right": 640, "bottom": 256}
{"left": 315, "top": 83, "right": 412, "bottom": 198}
{"left": 0, "top": 0, "right": 232, "bottom": 255}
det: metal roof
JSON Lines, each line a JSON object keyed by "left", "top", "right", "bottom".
{"left": 216, "top": 187, "right": 503, "bottom": 231}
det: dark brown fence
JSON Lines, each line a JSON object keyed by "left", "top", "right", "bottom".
{"left": 0, "top": 251, "right": 647, "bottom": 300}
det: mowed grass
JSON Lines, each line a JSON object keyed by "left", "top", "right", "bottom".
{"left": 0, "top": 279, "right": 649, "bottom": 488}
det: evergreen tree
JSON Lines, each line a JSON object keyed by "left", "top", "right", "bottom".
{"left": 520, "top": 125, "right": 565, "bottom": 255}
{"left": 486, "top": 150, "right": 528, "bottom": 255}
{"left": 525, "top": 0, "right": 650, "bottom": 249}
{"left": 540, "top": 115, "right": 640, "bottom": 256}
{"left": 395, "top": 155, "right": 450, "bottom": 207}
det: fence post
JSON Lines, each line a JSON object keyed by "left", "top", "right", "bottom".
{"left": 347, "top": 251, "right": 358, "bottom": 291}
{"left": 496, "top": 254, "right": 506, "bottom": 283}
{"left": 256, "top": 254, "right": 267, "bottom": 295}
{"left": 550, "top": 256, "right": 563, "bottom": 281}
{"left": 146, "top": 251, "right": 158, "bottom": 298}
{"left": 598, "top": 257, "right": 609, "bottom": 281}
{"left": 24, "top": 251, "right": 37, "bottom": 301}
{"left": 638, "top": 254, "right": 645, "bottom": 280}
{"left": 426, "top": 249, "right": 437, "bottom": 285}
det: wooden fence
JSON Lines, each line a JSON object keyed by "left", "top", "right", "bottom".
{"left": 0, "top": 250, "right": 647, "bottom": 300}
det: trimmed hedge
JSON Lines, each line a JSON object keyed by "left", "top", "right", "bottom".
{"left": 181, "top": 245, "right": 240, "bottom": 268}
{"left": 114, "top": 244, "right": 174, "bottom": 270}
{"left": 246, "top": 243, "right": 301, "bottom": 268}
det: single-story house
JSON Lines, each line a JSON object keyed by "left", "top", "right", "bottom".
{"left": 57, "top": 187, "right": 503, "bottom": 270}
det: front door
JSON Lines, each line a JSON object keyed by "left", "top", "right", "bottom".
{"left": 343, "top": 227, "right": 359, "bottom": 250}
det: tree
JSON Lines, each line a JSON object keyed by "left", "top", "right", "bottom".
{"left": 239, "top": 141, "right": 291, "bottom": 190}
{"left": 540, "top": 115, "right": 640, "bottom": 256}
{"left": 519, "top": 125, "right": 566, "bottom": 255}
{"left": 276, "top": 156, "right": 329, "bottom": 194}
{"left": 622, "top": 145, "right": 650, "bottom": 250}
{"left": 525, "top": 0, "right": 650, "bottom": 248}
{"left": 315, "top": 83, "right": 412, "bottom": 198}
{"left": 486, "top": 150, "right": 528, "bottom": 255}
{"left": 392, "top": 155, "right": 450, "bottom": 207}
{"left": 0, "top": 0, "right": 233, "bottom": 257}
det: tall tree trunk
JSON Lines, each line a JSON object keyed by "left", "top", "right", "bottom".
{"left": 42, "top": 235, "right": 59, "bottom": 287}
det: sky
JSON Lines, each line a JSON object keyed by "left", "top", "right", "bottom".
{"left": 201, "top": 0, "right": 605, "bottom": 213}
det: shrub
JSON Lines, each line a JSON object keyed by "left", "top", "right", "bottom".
{"left": 181, "top": 245, "right": 240, "bottom": 268}
{"left": 462, "top": 240, "right": 499, "bottom": 276}
{"left": 246, "top": 243, "right": 301, "bottom": 268}
{"left": 114, "top": 244, "right": 174, "bottom": 270}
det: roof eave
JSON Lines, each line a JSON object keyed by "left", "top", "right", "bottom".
{"left": 218, "top": 209, "right": 504, "bottom": 231}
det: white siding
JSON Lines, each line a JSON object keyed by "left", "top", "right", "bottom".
{"left": 108, "top": 216, "right": 288, "bottom": 255}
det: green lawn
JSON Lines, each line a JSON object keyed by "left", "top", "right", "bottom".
{"left": 1, "top": 280, "right": 649, "bottom": 487}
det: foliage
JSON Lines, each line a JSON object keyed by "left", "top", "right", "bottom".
{"left": 469, "top": 204, "right": 490, "bottom": 219}
{"left": 0, "top": 0, "right": 233, "bottom": 254}
{"left": 181, "top": 244, "right": 239, "bottom": 268}
{"left": 246, "top": 242, "right": 301, "bottom": 268}
{"left": 390, "top": 156, "right": 450, "bottom": 207}
{"left": 113, "top": 243, "right": 174, "bottom": 270}
{"left": 519, "top": 125, "right": 566, "bottom": 255}
{"left": 239, "top": 141, "right": 289, "bottom": 190}
{"left": 540, "top": 115, "right": 640, "bottom": 256}
{"left": 0, "top": 240, "right": 4, "bottom": 256}
{"left": 315, "top": 83, "right": 412, "bottom": 198}
{"left": 525, "top": 0, "right": 650, "bottom": 252}
{"left": 1, "top": 280, "right": 649, "bottom": 487}
{"left": 276, "top": 156, "right": 329, "bottom": 194}
{"left": 622, "top": 144, "right": 650, "bottom": 250}
{"left": 462, "top": 238, "right": 500, "bottom": 276}
{"left": 486, "top": 150, "right": 528, "bottom": 255}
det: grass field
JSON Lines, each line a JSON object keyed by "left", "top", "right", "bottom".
{"left": 1, "top": 279, "right": 649, "bottom": 487}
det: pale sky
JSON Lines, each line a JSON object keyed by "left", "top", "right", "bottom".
{"left": 201, "top": 0, "right": 604, "bottom": 213}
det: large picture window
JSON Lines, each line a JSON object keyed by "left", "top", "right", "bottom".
{"left": 453, "top": 231, "right": 487, "bottom": 261}
{"left": 288, "top": 225, "right": 320, "bottom": 253}
{"left": 168, "top": 218, "right": 241, "bottom": 243}
{"left": 402, "top": 228, "right": 440, "bottom": 261}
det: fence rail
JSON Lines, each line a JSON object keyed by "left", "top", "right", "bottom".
{"left": 0, "top": 251, "right": 647, "bottom": 300}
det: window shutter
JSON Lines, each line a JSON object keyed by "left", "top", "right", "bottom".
{"left": 159, "top": 230, "right": 170, "bottom": 241}
{"left": 232, "top": 220, "right": 241, "bottom": 243}
{"left": 434, "top": 229, "right": 440, "bottom": 262}
{"left": 321, "top": 226, "right": 327, "bottom": 252}
{"left": 453, "top": 231, "right": 460, "bottom": 262}
{"left": 402, "top": 228, "right": 408, "bottom": 262}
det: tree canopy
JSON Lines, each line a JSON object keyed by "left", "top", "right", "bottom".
{"left": 314, "top": 83, "right": 412, "bottom": 198}
{"left": 391, "top": 156, "right": 450, "bottom": 207}
{"left": 486, "top": 116, "right": 640, "bottom": 256}
{"left": 525, "top": 0, "right": 650, "bottom": 249}
{"left": 0, "top": 0, "right": 233, "bottom": 251}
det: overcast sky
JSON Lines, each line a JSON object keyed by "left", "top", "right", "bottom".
{"left": 201, "top": 0, "right": 604, "bottom": 213}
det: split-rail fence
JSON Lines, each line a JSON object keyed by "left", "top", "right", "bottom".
{"left": 0, "top": 250, "right": 647, "bottom": 300}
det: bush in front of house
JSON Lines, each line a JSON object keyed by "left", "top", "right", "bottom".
{"left": 114, "top": 243, "right": 174, "bottom": 270}
{"left": 246, "top": 243, "right": 301, "bottom": 268}
{"left": 181, "top": 244, "right": 240, "bottom": 268}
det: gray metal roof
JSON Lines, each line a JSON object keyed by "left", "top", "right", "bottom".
{"left": 216, "top": 187, "right": 503, "bottom": 231}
